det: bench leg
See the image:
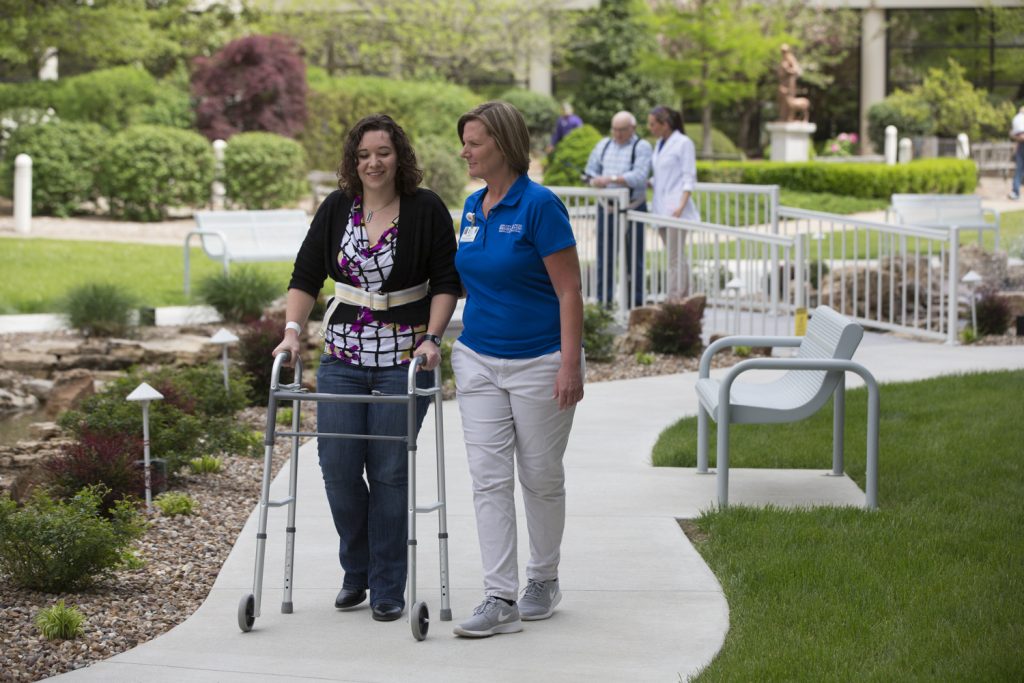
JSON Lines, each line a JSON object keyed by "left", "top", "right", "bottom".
{"left": 831, "top": 375, "right": 845, "bottom": 476}
{"left": 716, "top": 409, "right": 730, "bottom": 508}
{"left": 697, "top": 404, "right": 711, "bottom": 474}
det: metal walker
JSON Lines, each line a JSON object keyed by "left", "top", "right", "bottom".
{"left": 237, "top": 352, "right": 452, "bottom": 640}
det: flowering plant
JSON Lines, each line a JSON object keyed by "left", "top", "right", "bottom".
{"left": 820, "top": 131, "right": 858, "bottom": 157}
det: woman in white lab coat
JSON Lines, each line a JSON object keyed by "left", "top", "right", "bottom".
{"left": 648, "top": 106, "right": 699, "bottom": 298}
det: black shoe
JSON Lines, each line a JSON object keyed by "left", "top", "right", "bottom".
{"left": 335, "top": 588, "right": 367, "bottom": 610}
{"left": 371, "top": 603, "right": 403, "bottom": 622}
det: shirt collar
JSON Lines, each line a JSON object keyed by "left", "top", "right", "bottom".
{"left": 475, "top": 174, "right": 529, "bottom": 214}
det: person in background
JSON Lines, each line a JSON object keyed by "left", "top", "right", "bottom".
{"left": 451, "top": 101, "right": 584, "bottom": 638}
{"left": 584, "top": 110, "right": 652, "bottom": 308}
{"left": 647, "top": 105, "right": 700, "bottom": 298}
{"left": 272, "top": 114, "right": 460, "bottom": 623}
{"left": 546, "top": 101, "right": 583, "bottom": 154}
{"left": 1009, "top": 104, "right": 1024, "bottom": 201}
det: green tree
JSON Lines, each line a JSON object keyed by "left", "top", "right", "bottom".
{"left": 566, "top": 0, "right": 673, "bottom": 130}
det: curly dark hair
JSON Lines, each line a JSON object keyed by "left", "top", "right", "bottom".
{"left": 336, "top": 114, "right": 423, "bottom": 197}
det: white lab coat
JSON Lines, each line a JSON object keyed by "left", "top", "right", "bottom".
{"left": 651, "top": 130, "right": 700, "bottom": 222}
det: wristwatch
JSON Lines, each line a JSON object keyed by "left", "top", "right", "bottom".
{"left": 421, "top": 333, "right": 443, "bottom": 346}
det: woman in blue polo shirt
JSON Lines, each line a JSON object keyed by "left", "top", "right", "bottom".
{"left": 451, "top": 101, "right": 584, "bottom": 638}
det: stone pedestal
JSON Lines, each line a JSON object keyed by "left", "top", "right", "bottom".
{"left": 766, "top": 121, "right": 817, "bottom": 162}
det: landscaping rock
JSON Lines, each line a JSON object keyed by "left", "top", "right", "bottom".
{"left": 0, "top": 351, "right": 59, "bottom": 377}
{"left": 48, "top": 369, "right": 95, "bottom": 414}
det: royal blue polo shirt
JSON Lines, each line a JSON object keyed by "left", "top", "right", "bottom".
{"left": 455, "top": 175, "right": 576, "bottom": 359}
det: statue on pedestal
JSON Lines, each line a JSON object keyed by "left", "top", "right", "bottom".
{"left": 777, "top": 44, "right": 810, "bottom": 123}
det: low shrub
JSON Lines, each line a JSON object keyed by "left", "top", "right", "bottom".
{"left": 648, "top": 298, "right": 704, "bottom": 356}
{"left": 416, "top": 135, "right": 468, "bottom": 209}
{"left": 498, "top": 88, "right": 559, "bottom": 150}
{"left": 276, "top": 407, "right": 293, "bottom": 425}
{"left": 36, "top": 600, "right": 86, "bottom": 640}
{"left": 188, "top": 454, "right": 223, "bottom": 474}
{"left": 543, "top": 124, "right": 602, "bottom": 187}
{"left": 44, "top": 430, "right": 145, "bottom": 514}
{"left": 223, "top": 132, "right": 308, "bottom": 209}
{"left": 52, "top": 66, "right": 161, "bottom": 131}
{"left": 0, "top": 486, "right": 146, "bottom": 592}
{"left": 974, "top": 287, "right": 1012, "bottom": 336}
{"left": 696, "top": 158, "right": 976, "bottom": 199}
{"left": 154, "top": 491, "right": 196, "bottom": 516}
{"left": 237, "top": 313, "right": 291, "bottom": 406}
{"left": 685, "top": 124, "right": 741, "bottom": 159}
{"left": 61, "top": 282, "right": 137, "bottom": 338}
{"left": 197, "top": 266, "right": 279, "bottom": 323}
{"left": 2, "top": 121, "right": 108, "bottom": 216}
{"left": 583, "top": 303, "right": 616, "bottom": 362}
{"left": 100, "top": 125, "right": 215, "bottom": 221}
{"left": 0, "top": 106, "right": 58, "bottom": 159}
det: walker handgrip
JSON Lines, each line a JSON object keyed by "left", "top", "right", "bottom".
{"left": 271, "top": 351, "right": 302, "bottom": 392}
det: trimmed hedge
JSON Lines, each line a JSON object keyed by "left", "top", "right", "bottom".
{"left": 223, "top": 132, "right": 307, "bottom": 209}
{"left": 301, "top": 70, "right": 478, "bottom": 172}
{"left": 416, "top": 135, "right": 468, "bottom": 208}
{"left": 543, "top": 124, "right": 603, "bottom": 187}
{"left": 2, "top": 121, "right": 108, "bottom": 216}
{"left": 696, "top": 158, "right": 977, "bottom": 199}
{"left": 100, "top": 125, "right": 215, "bottom": 221}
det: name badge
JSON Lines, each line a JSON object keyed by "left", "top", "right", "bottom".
{"left": 461, "top": 224, "right": 479, "bottom": 242}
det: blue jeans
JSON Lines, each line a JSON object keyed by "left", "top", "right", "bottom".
{"left": 596, "top": 201, "right": 646, "bottom": 307}
{"left": 316, "top": 355, "right": 433, "bottom": 609}
{"left": 1013, "top": 142, "right": 1023, "bottom": 196}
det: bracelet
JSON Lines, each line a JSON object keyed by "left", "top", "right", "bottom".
{"left": 284, "top": 321, "right": 302, "bottom": 335}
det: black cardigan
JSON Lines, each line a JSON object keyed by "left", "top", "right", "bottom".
{"left": 288, "top": 188, "right": 461, "bottom": 326}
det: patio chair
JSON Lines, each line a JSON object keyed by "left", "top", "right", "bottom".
{"left": 695, "top": 305, "right": 880, "bottom": 509}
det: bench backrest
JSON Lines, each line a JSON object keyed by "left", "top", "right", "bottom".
{"left": 890, "top": 194, "right": 984, "bottom": 226}
{"left": 776, "top": 306, "right": 863, "bottom": 416}
{"left": 194, "top": 210, "right": 309, "bottom": 261}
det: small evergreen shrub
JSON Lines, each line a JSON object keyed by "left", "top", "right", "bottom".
{"left": 498, "top": 88, "right": 559, "bottom": 150}
{"left": 36, "top": 600, "right": 86, "bottom": 641}
{"left": 52, "top": 66, "right": 161, "bottom": 131}
{"left": 44, "top": 430, "right": 145, "bottom": 514}
{"left": 867, "top": 91, "right": 932, "bottom": 152}
{"left": 192, "top": 34, "right": 308, "bottom": 141}
{"left": 635, "top": 351, "right": 655, "bottom": 365}
{"left": 648, "top": 298, "right": 704, "bottom": 356}
{"left": 543, "top": 124, "right": 602, "bottom": 187}
{"left": 685, "top": 124, "right": 741, "bottom": 159}
{"left": 188, "top": 454, "right": 222, "bottom": 474}
{"left": 583, "top": 303, "right": 616, "bottom": 362}
{"left": 238, "top": 314, "right": 291, "bottom": 406}
{"left": 2, "top": 121, "right": 108, "bottom": 216}
{"left": 100, "top": 125, "right": 215, "bottom": 221}
{"left": 276, "top": 407, "right": 293, "bottom": 425}
{"left": 154, "top": 491, "right": 196, "bottom": 516}
{"left": 61, "top": 282, "right": 137, "bottom": 337}
{"left": 223, "top": 132, "right": 308, "bottom": 209}
{"left": 0, "top": 106, "right": 58, "bottom": 159}
{"left": 416, "top": 135, "right": 468, "bottom": 209}
{"left": 197, "top": 266, "right": 279, "bottom": 323}
{"left": 974, "top": 287, "right": 1011, "bottom": 337}
{"left": 0, "top": 486, "right": 146, "bottom": 592}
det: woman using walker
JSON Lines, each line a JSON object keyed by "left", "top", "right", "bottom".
{"left": 272, "top": 114, "right": 460, "bottom": 623}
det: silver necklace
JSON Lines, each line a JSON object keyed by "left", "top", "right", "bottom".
{"left": 364, "top": 196, "right": 398, "bottom": 224}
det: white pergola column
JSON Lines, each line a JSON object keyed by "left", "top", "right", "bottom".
{"left": 860, "top": 8, "right": 887, "bottom": 154}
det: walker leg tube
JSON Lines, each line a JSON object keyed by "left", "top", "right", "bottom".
{"left": 832, "top": 375, "right": 845, "bottom": 476}
{"left": 252, "top": 392, "right": 280, "bottom": 617}
{"left": 432, "top": 373, "right": 452, "bottom": 621}
{"left": 406, "top": 389, "right": 418, "bottom": 615}
{"left": 281, "top": 395, "right": 301, "bottom": 614}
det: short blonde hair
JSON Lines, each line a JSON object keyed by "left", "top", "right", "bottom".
{"left": 457, "top": 101, "right": 531, "bottom": 176}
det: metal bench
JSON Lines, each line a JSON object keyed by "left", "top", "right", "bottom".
{"left": 888, "top": 193, "right": 1000, "bottom": 250}
{"left": 695, "top": 305, "right": 880, "bottom": 510}
{"left": 970, "top": 141, "right": 1015, "bottom": 180}
{"left": 183, "top": 209, "right": 309, "bottom": 295}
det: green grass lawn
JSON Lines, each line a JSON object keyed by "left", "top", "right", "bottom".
{"left": 653, "top": 370, "right": 1024, "bottom": 681}
{"left": 778, "top": 189, "right": 890, "bottom": 215}
{"left": 0, "top": 239, "right": 298, "bottom": 314}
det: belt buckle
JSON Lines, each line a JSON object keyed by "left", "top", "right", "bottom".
{"left": 376, "top": 291, "right": 389, "bottom": 310}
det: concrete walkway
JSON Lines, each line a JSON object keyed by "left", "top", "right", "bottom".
{"left": 51, "top": 335, "right": 1024, "bottom": 682}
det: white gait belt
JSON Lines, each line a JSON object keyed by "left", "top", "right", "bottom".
{"left": 319, "top": 281, "right": 429, "bottom": 337}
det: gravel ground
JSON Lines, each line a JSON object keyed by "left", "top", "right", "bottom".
{"left": 2, "top": 336, "right": 1020, "bottom": 681}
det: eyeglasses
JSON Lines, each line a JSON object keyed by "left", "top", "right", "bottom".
{"left": 611, "top": 125, "right": 634, "bottom": 132}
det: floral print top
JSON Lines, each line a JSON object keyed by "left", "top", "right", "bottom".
{"left": 323, "top": 196, "right": 425, "bottom": 367}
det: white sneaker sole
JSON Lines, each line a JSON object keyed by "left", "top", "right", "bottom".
{"left": 520, "top": 591, "right": 562, "bottom": 621}
{"left": 453, "top": 619, "right": 523, "bottom": 638}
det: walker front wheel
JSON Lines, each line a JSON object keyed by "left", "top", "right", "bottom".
{"left": 238, "top": 593, "right": 255, "bottom": 632}
{"left": 411, "top": 601, "right": 429, "bottom": 641}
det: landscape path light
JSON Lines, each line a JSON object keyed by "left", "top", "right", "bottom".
{"left": 210, "top": 327, "right": 240, "bottom": 390}
{"left": 126, "top": 382, "right": 164, "bottom": 512}
{"left": 961, "top": 270, "right": 983, "bottom": 334}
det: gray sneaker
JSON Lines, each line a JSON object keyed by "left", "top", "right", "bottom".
{"left": 519, "top": 578, "right": 561, "bottom": 621}
{"left": 453, "top": 597, "right": 523, "bottom": 638}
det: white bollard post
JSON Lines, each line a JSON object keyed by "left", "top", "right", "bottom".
{"left": 956, "top": 133, "right": 970, "bottom": 160}
{"left": 14, "top": 154, "right": 32, "bottom": 234}
{"left": 884, "top": 125, "right": 898, "bottom": 165}
{"left": 898, "top": 137, "right": 913, "bottom": 164}
{"left": 212, "top": 139, "right": 227, "bottom": 209}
